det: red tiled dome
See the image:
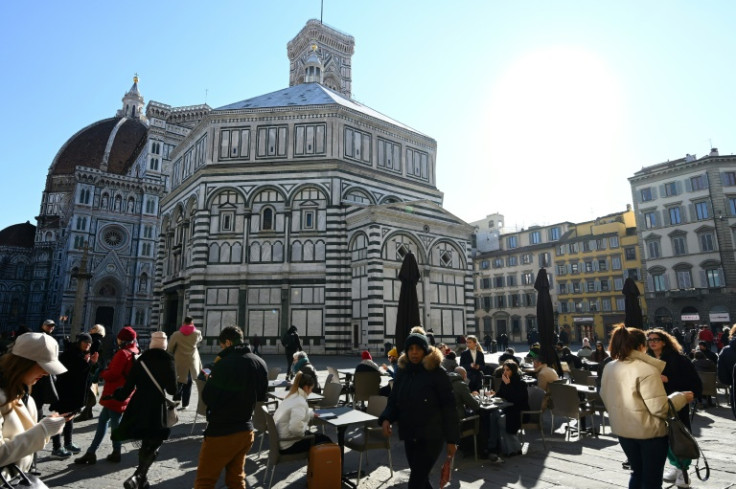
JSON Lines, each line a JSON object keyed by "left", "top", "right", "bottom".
{"left": 0, "top": 222, "right": 36, "bottom": 248}
{"left": 50, "top": 117, "right": 148, "bottom": 176}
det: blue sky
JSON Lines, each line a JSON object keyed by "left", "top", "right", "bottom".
{"left": 2, "top": 1, "right": 735, "bottom": 232}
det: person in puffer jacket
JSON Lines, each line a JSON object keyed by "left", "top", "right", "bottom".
{"left": 167, "top": 316, "right": 202, "bottom": 409}
{"left": 379, "top": 328, "right": 459, "bottom": 489}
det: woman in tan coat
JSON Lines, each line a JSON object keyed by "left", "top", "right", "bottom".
{"left": 167, "top": 316, "right": 202, "bottom": 409}
{"left": 600, "top": 324, "right": 693, "bottom": 489}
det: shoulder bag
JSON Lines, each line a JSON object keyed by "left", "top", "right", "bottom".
{"left": 666, "top": 399, "right": 709, "bottom": 481}
{"left": 0, "top": 464, "right": 48, "bottom": 489}
{"left": 140, "top": 361, "right": 179, "bottom": 428}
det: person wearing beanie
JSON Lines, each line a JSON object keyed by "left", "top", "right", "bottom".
{"left": 167, "top": 316, "right": 203, "bottom": 410}
{"left": 49, "top": 333, "right": 98, "bottom": 459}
{"left": 379, "top": 332, "right": 459, "bottom": 488}
{"left": 441, "top": 350, "right": 458, "bottom": 372}
{"left": 355, "top": 350, "right": 381, "bottom": 373}
{"left": 578, "top": 337, "right": 593, "bottom": 359}
{"left": 382, "top": 348, "right": 399, "bottom": 378}
{"left": 74, "top": 326, "right": 139, "bottom": 465}
{"left": 111, "top": 331, "right": 176, "bottom": 489}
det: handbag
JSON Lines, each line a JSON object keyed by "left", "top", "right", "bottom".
{"left": 666, "top": 400, "right": 709, "bottom": 481}
{"left": 140, "top": 361, "right": 179, "bottom": 428}
{"left": 0, "top": 464, "right": 49, "bottom": 489}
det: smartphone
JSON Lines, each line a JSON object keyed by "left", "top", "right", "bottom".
{"left": 202, "top": 368, "right": 211, "bottom": 375}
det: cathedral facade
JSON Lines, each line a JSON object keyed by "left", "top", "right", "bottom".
{"left": 1, "top": 20, "right": 475, "bottom": 350}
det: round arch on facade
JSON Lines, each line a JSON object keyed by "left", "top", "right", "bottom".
{"left": 380, "top": 231, "right": 426, "bottom": 265}
{"left": 204, "top": 186, "right": 247, "bottom": 209}
{"left": 287, "top": 183, "right": 330, "bottom": 207}
{"left": 427, "top": 238, "right": 467, "bottom": 270}
{"left": 379, "top": 195, "right": 403, "bottom": 205}
{"left": 341, "top": 187, "right": 376, "bottom": 205}
{"left": 248, "top": 186, "right": 287, "bottom": 207}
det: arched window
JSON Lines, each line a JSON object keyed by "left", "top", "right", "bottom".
{"left": 262, "top": 208, "right": 274, "bottom": 230}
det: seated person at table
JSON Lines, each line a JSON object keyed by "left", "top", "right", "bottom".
{"left": 273, "top": 372, "right": 331, "bottom": 454}
{"left": 449, "top": 367, "right": 480, "bottom": 421}
{"left": 530, "top": 350, "right": 559, "bottom": 392}
{"left": 560, "top": 347, "right": 583, "bottom": 370}
{"left": 441, "top": 350, "right": 458, "bottom": 372}
{"left": 291, "top": 351, "right": 321, "bottom": 394}
{"left": 459, "top": 335, "right": 486, "bottom": 392}
{"left": 356, "top": 350, "right": 382, "bottom": 373}
{"left": 577, "top": 338, "right": 593, "bottom": 359}
{"left": 487, "top": 360, "right": 530, "bottom": 457}
{"left": 555, "top": 341, "right": 565, "bottom": 358}
{"left": 379, "top": 348, "right": 399, "bottom": 396}
{"left": 591, "top": 341, "right": 610, "bottom": 363}
{"left": 498, "top": 348, "right": 520, "bottom": 366}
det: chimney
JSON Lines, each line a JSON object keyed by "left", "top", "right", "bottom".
{"left": 710, "top": 148, "right": 719, "bottom": 157}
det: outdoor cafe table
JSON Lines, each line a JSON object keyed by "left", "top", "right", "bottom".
{"left": 268, "top": 379, "right": 289, "bottom": 391}
{"left": 313, "top": 406, "right": 379, "bottom": 488}
{"left": 582, "top": 359, "right": 599, "bottom": 371}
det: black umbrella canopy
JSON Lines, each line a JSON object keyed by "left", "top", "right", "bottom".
{"left": 534, "top": 268, "right": 562, "bottom": 375}
{"left": 395, "top": 251, "right": 421, "bottom": 353}
{"left": 622, "top": 277, "right": 643, "bottom": 328}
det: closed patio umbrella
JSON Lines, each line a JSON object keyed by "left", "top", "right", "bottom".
{"left": 622, "top": 277, "right": 643, "bottom": 328}
{"left": 395, "top": 251, "right": 421, "bottom": 352}
{"left": 534, "top": 268, "right": 562, "bottom": 375}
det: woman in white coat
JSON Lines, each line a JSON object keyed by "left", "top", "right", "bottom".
{"left": 167, "top": 316, "right": 202, "bottom": 409}
{"left": 0, "top": 333, "right": 68, "bottom": 473}
{"left": 272, "top": 372, "right": 331, "bottom": 454}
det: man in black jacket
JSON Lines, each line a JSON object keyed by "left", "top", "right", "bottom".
{"left": 194, "top": 326, "right": 267, "bottom": 489}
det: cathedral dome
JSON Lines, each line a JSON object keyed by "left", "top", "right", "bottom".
{"left": 49, "top": 116, "right": 148, "bottom": 177}
{"left": 0, "top": 222, "right": 36, "bottom": 248}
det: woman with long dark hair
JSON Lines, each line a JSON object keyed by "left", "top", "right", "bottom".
{"left": 646, "top": 328, "right": 702, "bottom": 487}
{"left": 601, "top": 324, "right": 693, "bottom": 489}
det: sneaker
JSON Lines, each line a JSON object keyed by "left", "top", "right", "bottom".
{"left": 663, "top": 466, "right": 678, "bottom": 482}
{"left": 675, "top": 469, "right": 690, "bottom": 488}
{"left": 487, "top": 453, "right": 504, "bottom": 464}
{"left": 65, "top": 443, "right": 81, "bottom": 454}
{"left": 50, "top": 447, "right": 71, "bottom": 459}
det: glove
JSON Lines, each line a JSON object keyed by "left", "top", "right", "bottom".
{"left": 39, "top": 416, "right": 66, "bottom": 437}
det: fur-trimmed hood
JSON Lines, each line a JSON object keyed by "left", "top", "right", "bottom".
{"left": 397, "top": 346, "right": 443, "bottom": 371}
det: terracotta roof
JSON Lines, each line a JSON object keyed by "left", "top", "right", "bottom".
{"left": 51, "top": 117, "right": 148, "bottom": 176}
{"left": 0, "top": 222, "right": 35, "bottom": 248}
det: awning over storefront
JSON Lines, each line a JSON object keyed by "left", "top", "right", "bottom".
{"left": 681, "top": 314, "right": 700, "bottom": 321}
{"left": 573, "top": 316, "right": 594, "bottom": 324}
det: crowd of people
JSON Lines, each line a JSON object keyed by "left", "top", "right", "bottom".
{"left": 2, "top": 318, "right": 735, "bottom": 489}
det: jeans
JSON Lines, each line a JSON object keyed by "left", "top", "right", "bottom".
{"left": 88, "top": 407, "right": 123, "bottom": 453}
{"left": 618, "top": 435, "right": 668, "bottom": 489}
{"left": 404, "top": 438, "right": 444, "bottom": 489}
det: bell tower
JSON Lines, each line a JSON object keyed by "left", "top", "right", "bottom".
{"left": 287, "top": 19, "right": 355, "bottom": 98}
{"left": 117, "top": 74, "right": 145, "bottom": 120}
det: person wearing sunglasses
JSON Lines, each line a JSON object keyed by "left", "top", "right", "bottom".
{"left": 646, "top": 329, "right": 702, "bottom": 488}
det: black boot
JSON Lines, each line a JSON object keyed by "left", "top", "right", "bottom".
{"left": 76, "top": 406, "right": 93, "bottom": 422}
{"left": 106, "top": 448, "right": 121, "bottom": 463}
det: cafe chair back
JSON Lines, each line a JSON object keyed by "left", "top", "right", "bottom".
{"left": 344, "top": 395, "right": 393, "bottom": 487}
{"left": 262, "top": 404, "right": 315, "bottom": 489}
{"left": 520, "top": 385, "right": 548, "bottom": 451}
{"left": 548, "top": 382, "right": 596, "bottom": 442}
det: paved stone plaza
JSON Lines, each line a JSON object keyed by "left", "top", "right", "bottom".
{"left": 35, "top": 346, "right": 736, "bottom": 488}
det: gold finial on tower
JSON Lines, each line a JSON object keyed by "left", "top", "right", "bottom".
{"left": 133, "top": 72, "right": 139, "bottom": 84}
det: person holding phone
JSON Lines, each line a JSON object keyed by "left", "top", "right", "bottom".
{"left": 49, "top": 333, "right": 98, "bottom": 459}
{"left": 0, "top": 333, "right": 68, "bottom": 474}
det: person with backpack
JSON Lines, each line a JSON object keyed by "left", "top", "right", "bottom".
{"left": 281, "top": 326, "right": 302, "bottom": 381}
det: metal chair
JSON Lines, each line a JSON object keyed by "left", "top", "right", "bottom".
{"left": 458, "top": 414, "right": 481, "bottom": 461}
{"left": 699, "top": 371, "right": 719, "bottom": 406}
{"left": 327, "top": 366, "right": 350, "bottom": 404}
{"left": 352, "top": 371, "right": 381, "bottom": 408}
{"left": 344, "top": 395, "right": 393, "bottom": 487}
{"left": 520, "top": 385, "right": 548, "bottom": 450}
{"left": 252, "top": 400, "right": 278, "bottom": 458}
{"left": 267, "top": 367, "right": 281, "bottom": 381}
{"left": 261, "top": 404, "right": 315, "bottom": 489}
{"left": 548, "top": 382, "right": 596, "bottom": 441}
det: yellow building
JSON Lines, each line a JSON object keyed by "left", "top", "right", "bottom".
{"left": 554, "top": 206, "right": 646, "bottom": 342}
